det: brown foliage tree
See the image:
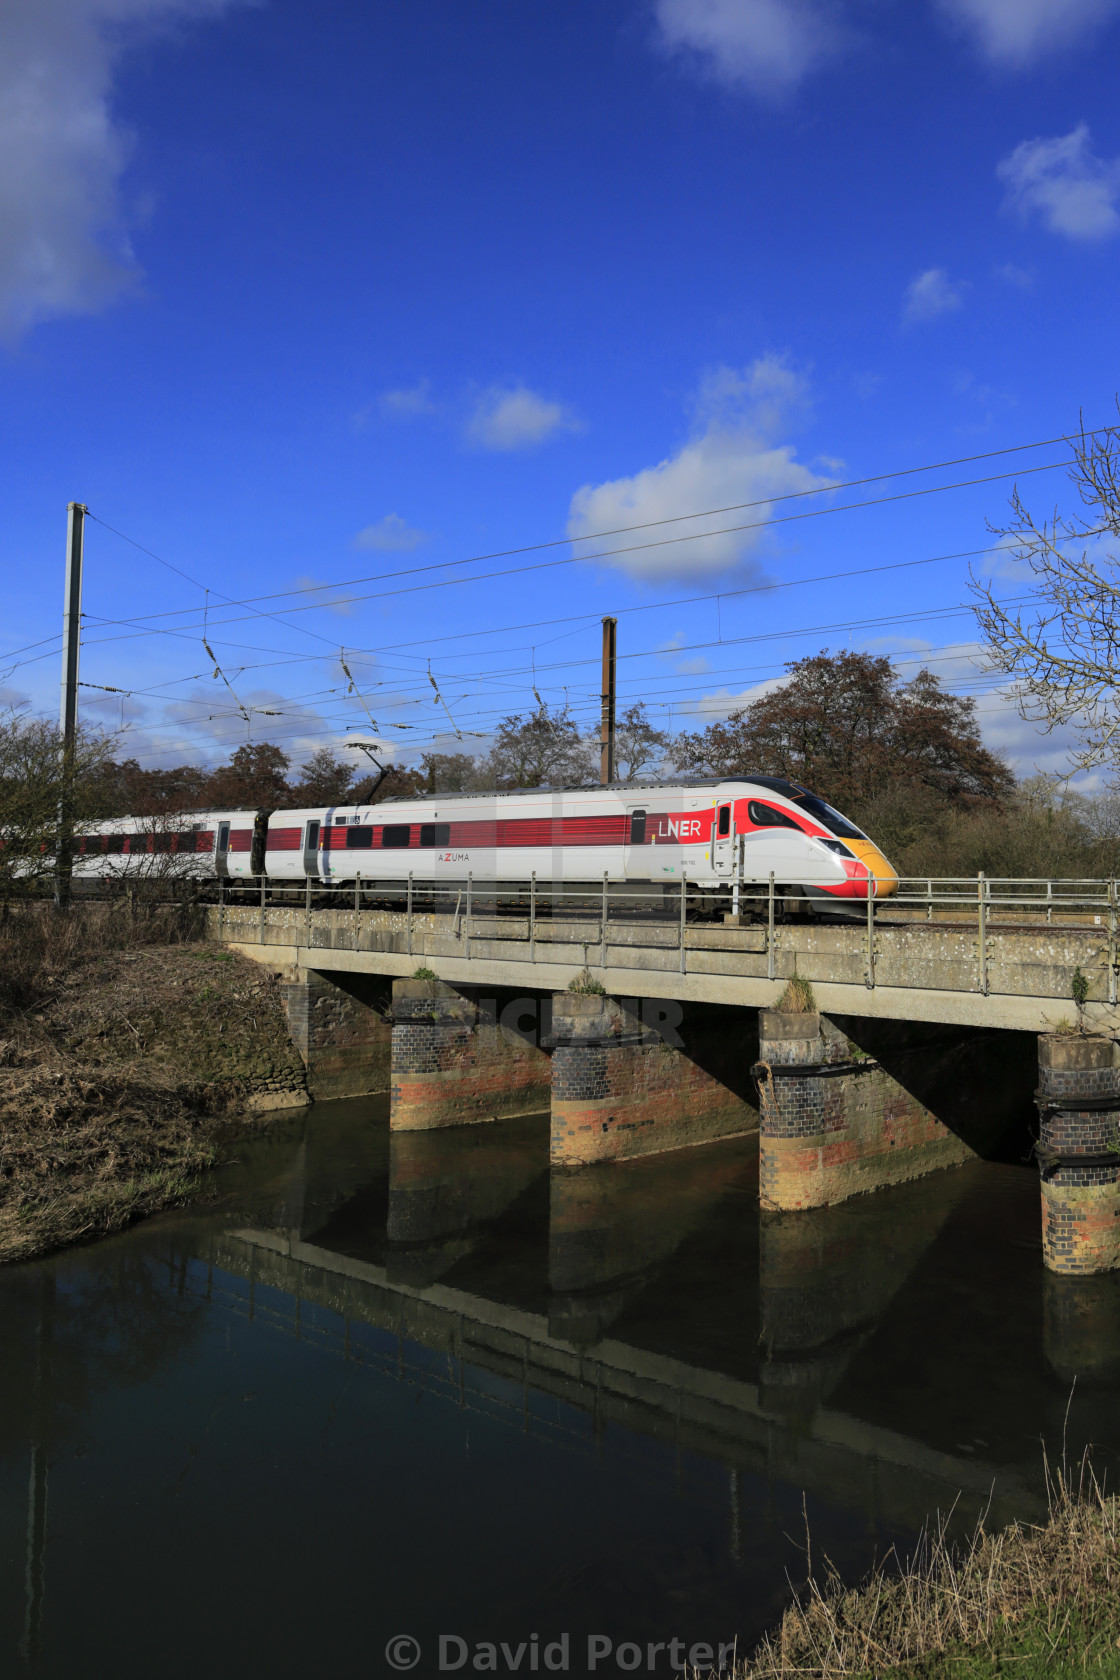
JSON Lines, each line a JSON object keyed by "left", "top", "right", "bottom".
{"left": 204, "top": 742, "right": 291, "bottom": 808}
{"left": 288, "top": 747, "right": 355, "bottom": 806}
{"left": 672, "top": 650, "right": 1012, "bottom": 811}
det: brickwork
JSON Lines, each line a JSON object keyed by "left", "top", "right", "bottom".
{"left": 390, "top": 980, "right": 551, "bottom": 1131}
{"left": 548, "top": 993, "right": 756, "bottom": 1166}
{"left": 757, "top": 1011, "right": 974, "bottom": 1211}
{"left": 1037, "top": 1034, "right": 1120, "bottom": 1276}
{"left": 280, "top": 969, "right": 391, "bottom": 1100}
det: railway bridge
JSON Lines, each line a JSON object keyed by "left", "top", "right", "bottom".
{"left": 211, "top": 875, "right": 1120, "bottom": 1279}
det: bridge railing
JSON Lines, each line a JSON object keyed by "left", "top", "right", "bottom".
{"left": 208, "top": 870, "right": 1120, "bottom": 1004}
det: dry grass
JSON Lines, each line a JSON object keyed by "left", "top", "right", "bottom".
{"left": 734, "top": 1457, "right": 1120, "bottom": 1680}
{"left": 777, "top": 974, "right": 817, "bottom": 1014}
{"left": 0, "top": 902, "right": 306, "bottom": 1264}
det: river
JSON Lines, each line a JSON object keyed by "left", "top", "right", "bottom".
{"left": 2, "top": 1099, "right": 1119, "bottom": 1677}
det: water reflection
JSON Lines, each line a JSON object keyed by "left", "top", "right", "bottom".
{"left": 1, "top": 1101, "right": 1118, "bottom": 1679}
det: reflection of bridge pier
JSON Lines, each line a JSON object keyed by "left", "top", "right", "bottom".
{"left": 205, "top": 1116, "right": 1042, "bottom": 1541}
{"left": 386, "top": 1119, "right": 548, "bottom": 1286}
{"left": 548, "top": 1144, "right": 748, "bottom": 1344}
{"left": 758, "top": 1176, "right": 967, "bottom": 1426}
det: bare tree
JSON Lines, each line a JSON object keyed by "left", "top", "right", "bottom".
{"left": 483, "top": 703, "right": 596, "bottom": 789}
{"left": 971, "top": 413, "right": 1120, "bottom": 775}
{"left": 614, "top": 703, "right": 669, "bottom": 781}
{"left": 0, "top": 711, "right": 115, "bottom": 900}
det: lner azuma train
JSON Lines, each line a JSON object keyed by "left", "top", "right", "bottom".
{"left": 69, "top": 777, "right": 898, "bottom": 913}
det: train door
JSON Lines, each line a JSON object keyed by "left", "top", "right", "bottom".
{"left": 302, "top": 819, "right": 321, "bottom": 879}
{"left": 624, "top": 806, "right": 648, "bottom": 877}
{"left": 215, "top": 821, "right": 231, "bottom": 877}
{"left": 713, "top": 802, "right": 734, "bottom": 876}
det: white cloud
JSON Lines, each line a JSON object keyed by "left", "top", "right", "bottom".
{"left": 465, "top": 385, "right": 579, "bottom": 452}
{"left": 937, "top": 0, "right": 1119, "bottom": 66}
{"left": 998, "top": 124, "right": 1120, "bottom": 241}
{"left": 652, "top": 0, "right": 845, "bottom": 96}
{"left": 567, "top": 355, "right": 832, "bottom": 580}
{"left": 903, "top": 267, "right": 967, "bottom": 324}
{"left": 352, "top": 514, "right": 429, "bottom": 552}
{"left": 0, "top": 0, "right": 245, "bottom": 339}
{"left": 683, "top": 676, "right": 784, "bottom": 720}
{"left": 378, "top": 380, "right": 435, "bottom": 418}
{"left": 295, "top": 575, "right": 353, "bottom": 616}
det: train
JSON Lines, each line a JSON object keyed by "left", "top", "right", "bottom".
{"left": 67, "top": 776, "right": 898, "bottom": 911}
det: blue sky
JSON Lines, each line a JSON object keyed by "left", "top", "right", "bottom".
{"left": 2, "top": 0, "right": 1119, "bottom": 782}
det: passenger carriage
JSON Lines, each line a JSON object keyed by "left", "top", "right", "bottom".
{"left": 60, "top": 778, "right": 897, "bottom": 913}
{"left": 265, "top": 777, "right": 898, "bottom": 910}
{"left": 70, "top": 809, "right": 262, "bottom": 885}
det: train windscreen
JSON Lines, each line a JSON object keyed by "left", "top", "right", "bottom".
{"left": 792, "top": 792, "right": 867, "bottom": 840}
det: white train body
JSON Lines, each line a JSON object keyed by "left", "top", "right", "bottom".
{"left": 266, "top": 777, "right": 898, "bottom": 901}
{"left": 71, "top": 810, "right": 262, "bottom": 882}
{"left": 62, "top": 778, "right": 897, "bottom": 901}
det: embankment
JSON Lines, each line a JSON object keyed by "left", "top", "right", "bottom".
{"left": 0, "top": 902, "right": 307, "bottom": 1263}
{"left": 735, "top": 1474, "right": 1120, "bottom": 1680}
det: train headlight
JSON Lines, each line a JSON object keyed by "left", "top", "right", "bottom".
{"left": 816, "top": 838, "right": 854, "bottom": 858}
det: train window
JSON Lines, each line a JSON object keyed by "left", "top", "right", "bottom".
{"left": 345, "top": 826, "right": 373, "bottom": 849}
{"left": 152, "top": 833, "right": 175, "bottom": 853}
{"left": 747, "top": 801, "right": 801, "bottom": 830}
{"left": 419, "top": 823, "right": 450, "bottom": 848}
{"left": 629, "top": 810, "right": 646, "bottom": 844}
{"left": 104, "top": 835, "right": 124, "bottom": 854}
{"left": 381, "top": 825, "right": 411, "bottom": 848}
{"left": 717, "top": 805, "right": 731, "bottom": 837}
{"left": 793, "top": 792, "right": 866, "bottom": 840}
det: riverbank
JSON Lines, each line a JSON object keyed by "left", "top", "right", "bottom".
{"left": 736, "top": 1471, "right": 1120, "bottom": 1679}
{"left": 0, "top": 902, "right": 307, "bottom": 1263}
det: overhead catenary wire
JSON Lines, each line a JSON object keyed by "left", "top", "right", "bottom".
{"left": 57, "top": 454, "right": 1076, "bottom": 648}
{"left": 68, "top": 423, "right": 1112, "bottom": 629}
{"left": 3, "top": 418, "right": 1109, "bottom": 689}
{"left": 14, "top": 419, "right": 1109, "bottom": 768}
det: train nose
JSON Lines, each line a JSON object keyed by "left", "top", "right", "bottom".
{"left": 847, "top": 839, "right": 899, "bottom": 897}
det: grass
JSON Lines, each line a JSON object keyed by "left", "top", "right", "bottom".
{"left": 0, "top": 899, "right": 306, "bottom": 1263}
{"left": 777, "top": 974, "right": 817, "bottom": 1014}
{"left": 728, "top": 1458, "right": 1120, "bottom": 1680}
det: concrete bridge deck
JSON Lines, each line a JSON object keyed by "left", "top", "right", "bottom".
{"left": 212, "top": 899, "right": 1118, "bottom": 1033}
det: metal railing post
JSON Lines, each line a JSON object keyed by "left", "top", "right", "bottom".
{"left": 407, "top": 871, "right": 413, "bottom": 958}
{"left": 865, "top": 874, "right": 875, "bottom": 988}
{"left": 602, "top": 871, "right": 609, "bottom": 970}
{"left": 530, "top": 871, "right": 536, "bottom": 964}
{"left": 355, "top": 872, "right": 361, "bottom": 949}
{"left": 926, "top": 877, "right": 932, "bottom": 923}
{"left": 466, "top": 872, "right": 472, "bottom": 961}
{"left": 767, "top": 872, "right": 775, "bottom": 981}
{"left": 259, "top": 872, "right": 265, "bottom": 944}
{"left": 978, "top": 871, "right": 988, "bottom": 995}
{"left": 218, "top": 872, "right": 224, "bottom": 939}
{"left": 1110, "top": 879, "right": 1117, "bottom": 1008}
{"left": 679, "top": 877, "right": 687, "bottom": 975}
{"left": 305, "top": 871, "right": 311, "bottom": 947}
